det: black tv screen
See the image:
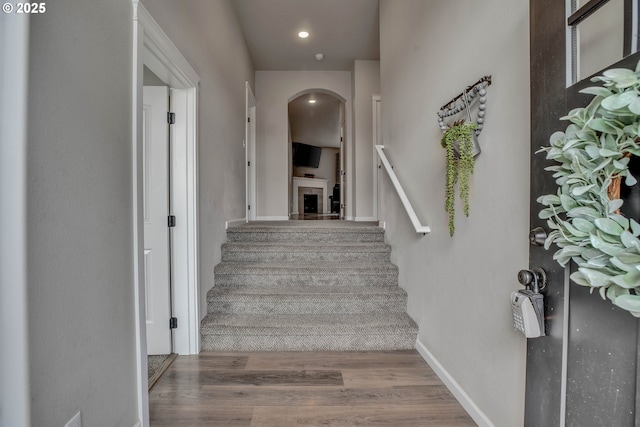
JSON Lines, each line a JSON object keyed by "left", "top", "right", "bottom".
{"left": 292, "top": 142, "right": 322, "bottom": 168}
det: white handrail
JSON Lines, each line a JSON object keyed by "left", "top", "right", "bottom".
{"left": 375, "top": 145, "right": 431, "bottom": 235}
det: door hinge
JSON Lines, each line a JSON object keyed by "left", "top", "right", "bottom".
{"left": 248, "top": 117, "right": 251, "bottom": 123}
{"left": 168, "top": 215, "right": 176, "bottom": 227}
{"left": 167, "top": 112, "right": 175, "bottom": 125}
{"left": 248, "top": 205, "right": 251, "bottom": 210}
{"left": 169, "top": 317, "right": 178, "bottom": 329}
{"left": 248, "top": 161, "right": 251, "bottom": 166}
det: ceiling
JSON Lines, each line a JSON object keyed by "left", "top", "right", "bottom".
{"left": 289, "top": 92, "right": 342, "bottom": 148}
{"left": 232, "top": 0, "right": 380, "bottom": 71}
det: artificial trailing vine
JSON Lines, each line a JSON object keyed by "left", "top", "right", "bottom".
{"left": 441, "top": 122, "right": 477, "bottom": 236}
{"left": 537, "top": 62, "right": 640, "bottom": 317}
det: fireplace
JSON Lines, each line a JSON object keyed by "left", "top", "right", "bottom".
{"left": 303, "top": 194, "right": 319, "bottom": 214}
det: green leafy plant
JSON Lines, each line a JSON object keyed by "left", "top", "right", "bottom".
{"left": 537, "top": 63, "right": 640, "bottom": 317}
{"left": 441, "top": 122, "right": 477, "bottom": 236}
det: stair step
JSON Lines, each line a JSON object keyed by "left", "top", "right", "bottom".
{"left": 214, "top": 262, "right": 399, "bottom": 287}
{"left": 200, "top": 313, "right": 418, "bottom": 351}
{"left": 221, "top": 242, "right": 391, "bottom": 262}
{"left": 202, "top": 221, "right": 418, "bottom": 352}
{"left": 207, "top": 285, "right": 408, "bottom": 314}
{"left": 227, "top": 223, "right": 385, "bottom": 243}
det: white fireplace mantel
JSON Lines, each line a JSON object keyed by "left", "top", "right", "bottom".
{"left": 292, "top": 177, "right": 329, "bottom": 215}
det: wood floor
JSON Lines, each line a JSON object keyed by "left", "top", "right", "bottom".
{"left": 149, "top": 350, "right": 477, "bottom": 426}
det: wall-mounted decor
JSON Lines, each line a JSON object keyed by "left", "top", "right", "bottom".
{"left": 537, "top": 63, "right": 640, "bottom": 317}
{"left": 437, "top": 75, "right": 492, "bottom": 236}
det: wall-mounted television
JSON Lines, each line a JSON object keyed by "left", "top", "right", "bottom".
{"left": 292, "top": 142, "right": 322, "bottom": 168}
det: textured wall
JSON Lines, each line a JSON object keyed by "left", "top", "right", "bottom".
{"left": 379, "top": 1, "right": 530, "bottom": 425}
{"left": 353, "top": 60, "right": 380, "bottom": 220}
{"left": 27, "top": 1, "right": 137, "bottom": 425}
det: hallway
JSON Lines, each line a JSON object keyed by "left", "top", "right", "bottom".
{"left": 149, "top": 350, "right": 476, "bottom": 426}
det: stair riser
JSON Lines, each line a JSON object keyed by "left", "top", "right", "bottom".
{"left": 200, "top": 333, "right": 417, "bottom": 351}
{"left": 227, "top": 231, "right": 385, "bottom": 243}
{"left": 214, "top": 273, "right": 398, "bottom": 287}
{"left": 207, "top": 298, "right": 408, "bottom": 315}
{"left": 221, "top": 251, "right": 391, "bottom": 263}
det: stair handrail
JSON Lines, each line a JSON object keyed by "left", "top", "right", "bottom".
{"left": 375, "top": 145, "right": 431, "bottom": 235}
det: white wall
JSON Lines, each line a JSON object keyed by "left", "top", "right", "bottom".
{"left": 380, "top": 1, "right": 530, "bottom": 426}
{"left": 27, "top": 1, "right": 138, "bottom": 425}
{"left": 141, "top": 0, "right": 254, "bottom": 314}
{"left": 353, "top": 60, "right": 380, "bottom": 220}
{"left": 256, "top": 71, "right": 352, "bottom": 219}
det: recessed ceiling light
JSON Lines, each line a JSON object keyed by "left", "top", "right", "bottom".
{"left": 298, "top": 31, "right": 309, "bottom": 39}
{"left": 308, "top": 99, "right": 317, "bottom": 104}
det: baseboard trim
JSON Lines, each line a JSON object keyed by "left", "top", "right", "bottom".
{"left": 379, "top": 220, "right": 386, "bottom": 229}
{"left": 415, "top": 339, "right": 494, "bottom": 427}
{"left": 225, "top": 218, "right": 246, "bottom": 229}
{"left": 133, "top": 421, "right": 142, "bottom": 427}
{"left": 355, "top": 216, "right": 377, "bottom": 222}
{"left": 256, "top": 216, "right": 289, "bottom": 221}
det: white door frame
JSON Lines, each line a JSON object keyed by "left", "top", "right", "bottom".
{"left": 0, "top": 13, "right": 31, "bottom": 427}
{"left": 372, "top": 95, "right": 381, "bottom": 221}
{"left": 246, "top": 82, "right": 257, "bottom": 221}
{"left": 132, "top": 2, "right": 200, "bottom": 425}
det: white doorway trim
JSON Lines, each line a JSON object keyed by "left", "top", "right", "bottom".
{"left": 372, "top": 95, "right": 381, "bottom": 221}
{"left": 132, "top": 1, "right": 200, "bottom": 425}
{"left": 246, "top": 82, "right": 257, "bottom": 221}
{"left": 0, "top": 13, "right": 31, "bottom": 427}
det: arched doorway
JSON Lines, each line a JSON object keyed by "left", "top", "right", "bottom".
{"left": 288, "top": 89, "right": 345, "bottom": 220}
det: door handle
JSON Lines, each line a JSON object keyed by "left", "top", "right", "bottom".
{"left": 529, "top": 227, "right": 548, "bottom": 246}
{"left": 518, "top": 267, "right": 547, "bottom": 293}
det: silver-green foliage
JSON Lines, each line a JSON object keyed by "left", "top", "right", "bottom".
{"left": 441, "top": 122, "right": 477, "bottom": 237}
{"left": 538, "top": 64, "right": 640, "bottom": 317}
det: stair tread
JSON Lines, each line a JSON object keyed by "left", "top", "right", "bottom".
{"left": 215, "top": 261, "right": 398, "bottom": 271}
{"left": 207, "top": 286, "right": 407, "bottom": 303}
{"left": 208, "top": 284, "right": 406, "bottom": 296}
{"left": 201, "top": 313, "right": 418, "bottom": 330}
{"left": 222, "top": 242, "right": 391, "bottom": 251}
{"left": 230, "top": 221, "right": 380, "bottom": 229}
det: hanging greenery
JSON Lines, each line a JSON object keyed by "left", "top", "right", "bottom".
{"left": 441, "top": 122, "right": 477, "bottom": 236}
{"left": 537, "top": 62, "right": 640, "bottom": 317}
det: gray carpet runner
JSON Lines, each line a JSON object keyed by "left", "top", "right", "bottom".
{"left": 200, "top": 221, "right": 418, "bottom": 351}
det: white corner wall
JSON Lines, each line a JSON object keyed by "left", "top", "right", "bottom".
{"left": 256, "top": 71, "right": 352, "bottom": 219}
{"left": 140, "top": 0, "right": 254, "bottom": 314}
{"left": 380, "top": 1, "right": 530, "bottom": 426}
{"left": 27, "top": 1, "right": 138, "bottom": 425}
{"left": 353, "top": 60, "right": 380, "bottom": 220}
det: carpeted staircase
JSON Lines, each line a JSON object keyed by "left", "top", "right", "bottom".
{"left": 200, "top": 221, "right": 418, "bottom": 351}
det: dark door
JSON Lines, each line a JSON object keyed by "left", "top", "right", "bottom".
{"left": 529, "top": 1, "right": 640, "bottom": 425}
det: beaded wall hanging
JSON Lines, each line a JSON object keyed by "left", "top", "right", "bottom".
{"left": 437, "top": 75, "right": 492, "bottom": 156}
{"left": 438, "top": 75, "right": 492, "bottom": 236}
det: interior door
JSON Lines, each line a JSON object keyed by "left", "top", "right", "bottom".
{"left": 528, "top": 1, "right": 640, "bottom": 425}
{"left": 143, "top": 86, "right": 172, "bottom": 355}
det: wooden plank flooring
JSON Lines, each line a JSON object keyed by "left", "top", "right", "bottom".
{"left": 149, "top": 350, "right": 477, "bottom": 426}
